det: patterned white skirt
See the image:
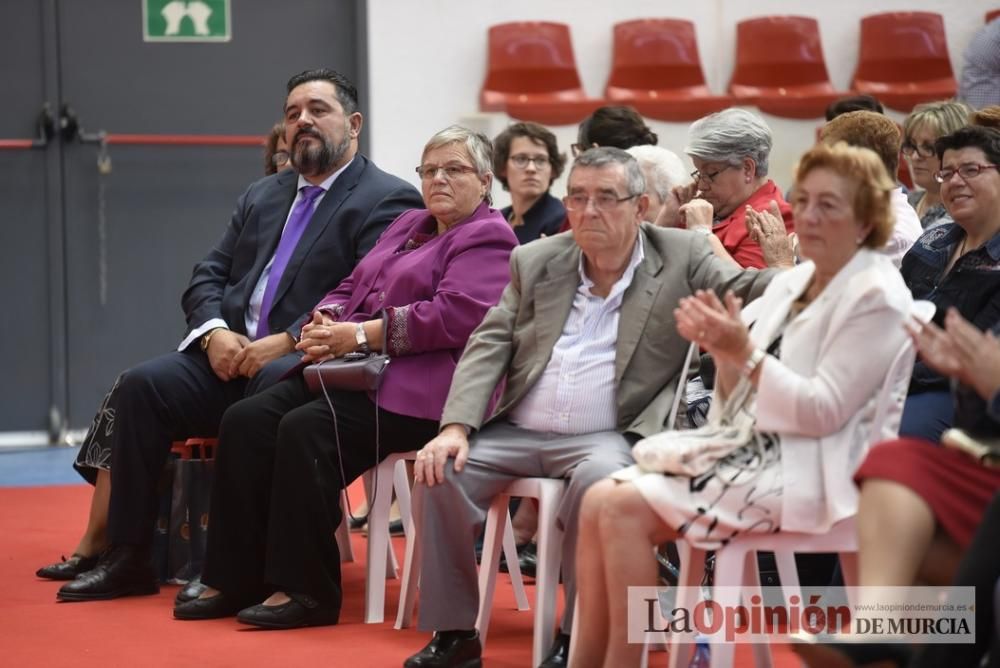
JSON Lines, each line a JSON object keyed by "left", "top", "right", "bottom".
{"left": 623, "top": 434, "right": 783, "bottom": 550}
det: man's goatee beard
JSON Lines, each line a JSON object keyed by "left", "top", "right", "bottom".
{"left": 293, "top": 133, "right": 350, "bottom": 176}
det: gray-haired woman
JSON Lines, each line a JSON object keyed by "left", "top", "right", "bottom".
{"left": 670, "top": 108, "right": 795, "bottom": 269}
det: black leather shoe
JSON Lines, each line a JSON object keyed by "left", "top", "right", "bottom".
{"left": 499, "top": 541, "right": 536, "bottom": 578}
{"left": 538, "top": 633, "right": 570, "bottom": 668}
{"left": 36, "top": 553, "right": 100, "bottom": 581}
{"left": 236, "top": 592, "right": 340, "bottom": 629}
{"left": 174, "top": 576, "right": 207, "bottom": 604}
{"left": 174, "top": 592, "right": 255, "bottom": 620}
{"left": 403, "top": 630, "right": 482, "bottom": 668}
{"left": 56, "top": 545, "right": 158, "bottom": 601}
{"left": 349, "top": 513, "right": 369, "bottom": 531}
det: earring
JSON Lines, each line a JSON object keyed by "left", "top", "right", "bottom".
{"left": 745, "top": 177, "right": 751, "bottom": 184}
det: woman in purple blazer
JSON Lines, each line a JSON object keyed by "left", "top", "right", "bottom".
{"left": 174, "top": 126, "right": 518, "bottom": 627}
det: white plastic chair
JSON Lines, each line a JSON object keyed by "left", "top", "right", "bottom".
{"left": 477, "top": 478, "right": 566, "bottom": 667}
{"left": 395, "top": 477, "right": 551, "bottom": 664}
{"left": 667, "top": 299, "right": 934, "bottom": 667}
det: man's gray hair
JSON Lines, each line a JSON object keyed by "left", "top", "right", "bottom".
{"left": 570, "top": 146, "right": 646, "bottom": 196}
{"left": 423, "top": 125, "right": 494, "bottom": 203}
{"left": 685, "top": 108, "right": 773, "bottom": 177}
{"left": 626, "top": 145, "right": 688, "bottom": 200}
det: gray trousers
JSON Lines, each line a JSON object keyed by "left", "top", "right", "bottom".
{"left": 413, "top": 421, "right": 635, "bottom": 634}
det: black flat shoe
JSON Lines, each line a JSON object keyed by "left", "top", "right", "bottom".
{"left": 36, "top": 553, "right": 100, "bottom": 581}
{"left": 174, "top": 592, "right": 255, "bottom": 620}
{"left": 56, "top": 545, "right": 158, "bottom": 601}
{"left": 348, "top": 514, "right": 369, "bottom": 531}
{"left": 538, "top": 632, "right": 570, "bottom": 668}
{"left": 403, "top": 630, "right": 482, "bottom": 668}
{"left": 236, "top": 592, "right": 340, "bottom": 629}
{"left": 175, "top": 576, "right": 207, "bottom": 604}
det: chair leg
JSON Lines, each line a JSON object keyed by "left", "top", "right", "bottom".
{"left": 532, "top": 485, "right": 564, "bottom": 668}
{"left": 394, "top": 495, "right": 421, "bottom": 630}
{"left": 669, "top": 542, "right": 704, "bottom": 668}
{"left": 364, "top": 460, "right": 397, "bottom": 624}
{"left": 476, "top": 494, "right": 510, "bottom": 647}
{"left": 503, "top": 509, "right": 530, "bottom": 611}
{"left": 336, "top": 491, "right": 355, "bottom": 562}
{"left": 707, "top": 546, "right": 748, "bottom": 668}
{"left": 742, "top": 551, "right": 773, "bottom": 668}
{"left": 394, "top": 458, "right": 412, "bottom": 541}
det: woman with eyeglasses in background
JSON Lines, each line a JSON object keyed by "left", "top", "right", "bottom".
{"left": 666, "top": 108, "right": 795, "bottom": 269}
{"left": 901, "top": 101, "right": 972, "bottom": 231}
{"left": 899, "top": 125, "right": 1000, "bottom": 444}
{"left": 264, "top": 121, "right": 292, "bottom": 175}
{"left": 493, "top": 122, "right": 567, "bottom": 244}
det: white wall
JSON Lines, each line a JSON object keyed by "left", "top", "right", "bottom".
{"left": 367, "top": 0, "right": 994, "bottom": 206}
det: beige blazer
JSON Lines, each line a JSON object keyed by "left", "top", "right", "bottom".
{"left": 750, "top": 249, "right": 913, "bottom": 533}
{"left": 441, "top": 224, "right": 775, "bottom": 439}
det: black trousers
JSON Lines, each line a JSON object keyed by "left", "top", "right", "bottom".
{"left": 200, "top": 375, "right": 438, "bottom": 607}
{"left": 105, "top": 348, "right": 301, "bottom": 546}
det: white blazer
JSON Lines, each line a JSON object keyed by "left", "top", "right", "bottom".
{"left": 747, "top": 249, "right": 913, "bottom": 533}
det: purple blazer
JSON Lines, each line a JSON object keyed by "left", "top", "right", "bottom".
{"left": 312, "top": 202, "right": 517, "bottom": 421}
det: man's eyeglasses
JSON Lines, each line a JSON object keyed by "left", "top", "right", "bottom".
{"left": 415, "top": 163, "right": 478, "bottom": 180}
{"left": 690, "top": 164, "right": 736, "bottom": 185}
{"left": 509, "top": 154, "right": 550, "bottom": 169}
{"left": 563, "top": 192, "right": 638, "bottom": 212}
{"left": 272, "top": 151, "right": 290, "bottom": 167}
{"left": 901, "top": 141, "right": 936, "bottom": 159}
{"left": 933, "top": 163, "right": 998, "bottom": 184}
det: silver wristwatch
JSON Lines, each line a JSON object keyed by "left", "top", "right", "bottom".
{"left": 354, "top": 322, "right": 370, "bottom": 354}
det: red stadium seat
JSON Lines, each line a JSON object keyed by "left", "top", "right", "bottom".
{"left": 480, "top": 21, "right": 603, "bottom": 124}
{"left": 851, "top": 12, "right": 957, "bottom": 113}
{"left": 728, "top": 16, "right": 844, "bottom": 119}
{"left": 604, "top": 18, "right": 735, "bottom": 122}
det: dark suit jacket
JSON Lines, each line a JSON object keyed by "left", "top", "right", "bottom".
{"left": 441, "top": 223, "right": 776, "bottom": 439}
{"left": 180, "top": 154, "right": 423, "bottom": 343}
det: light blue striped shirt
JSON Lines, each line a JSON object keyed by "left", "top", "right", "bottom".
{"left": 509, "top": 236, "right": 645, "bottom": 434}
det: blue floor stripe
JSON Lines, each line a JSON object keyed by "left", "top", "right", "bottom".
{"left": 0, "top": 446, "right": 87, "bottom": 487}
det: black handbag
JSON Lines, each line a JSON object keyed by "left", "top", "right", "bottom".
{"left": 303, "top": 352, "right": 391, "bottom": 393}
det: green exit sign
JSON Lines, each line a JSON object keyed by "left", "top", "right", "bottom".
{"left": 143, "top": 0, "right": 231, "bottom": 42}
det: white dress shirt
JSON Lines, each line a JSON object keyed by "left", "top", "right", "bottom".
{"left": 880, "top": 187, "right": 923, "bottom": 269}
{"left": 508, "top": 236, "right": 644, "bottom": 434}
{"left": 177, "top": 160, "right": 353, "bottom": 351}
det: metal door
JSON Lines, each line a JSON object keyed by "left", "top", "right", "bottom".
{"left": 0, "top": 0, "right": 365, "bottom": 438}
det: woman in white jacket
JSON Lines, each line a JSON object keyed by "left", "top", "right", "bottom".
{"left": 570, "top": 142, "right": 914, "bottom": 668}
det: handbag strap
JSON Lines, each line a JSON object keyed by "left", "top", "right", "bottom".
{"left": 667, "top": 341, "right": 698, "bottom": 428}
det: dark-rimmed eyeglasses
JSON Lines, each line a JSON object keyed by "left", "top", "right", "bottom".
{"left": 690, "top": 164, "right": 736, "bottom": 185}
{"left": 901, "top": 141, "right": 936, "bottom": 159}
{"left": 415, "top": 163, "right": 478, "bottom": 180}
{"left": 509, "top": 154, "right": 550, "bottom": 169}
{"left": 563, "top": 192, "right": 638, "bottom": 212}
{"left": 933, "top": 163, "right": 998, "bottom": 184}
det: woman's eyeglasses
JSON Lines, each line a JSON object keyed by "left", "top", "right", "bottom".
{"left": 690, "top": 164, "right": 736, "bottom": 185}
{"left": 901, "top": 141, "right": 936, "bottom": 159}
{"left": 509, "top": 154, "right": 550, "bottom": 169}
{"left": 415, "top": 163, "right": 478, "bottom": 180}
{"left": 933, "top": 163, "right": 998, "bottom": 184}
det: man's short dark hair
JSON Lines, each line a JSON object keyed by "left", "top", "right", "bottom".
{"left": 825, "top": 95, "right": 885, "bottom": 122}
{"left": 286, "top": 68, "right": 359, "bottom": 115}
{"left": 935, "top": 125, "right": 1000, "bottom": 165}
{"left": 492, "top": 122, "right": 567, "bottom": 190}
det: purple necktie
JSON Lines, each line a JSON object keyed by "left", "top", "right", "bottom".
{"left": 255, "top": 185, "right": 324, "bottom": 339}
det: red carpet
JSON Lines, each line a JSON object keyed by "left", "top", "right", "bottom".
{"left": 1, "top": 485, "right": 798, "bottom": 667}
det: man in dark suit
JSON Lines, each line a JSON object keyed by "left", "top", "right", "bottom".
{"left": 53, "top": 68, "right": 422, "bottom": 601}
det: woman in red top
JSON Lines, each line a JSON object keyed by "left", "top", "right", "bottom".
{"left": 669, "top": 108, "right": 795, "bottom": 269}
